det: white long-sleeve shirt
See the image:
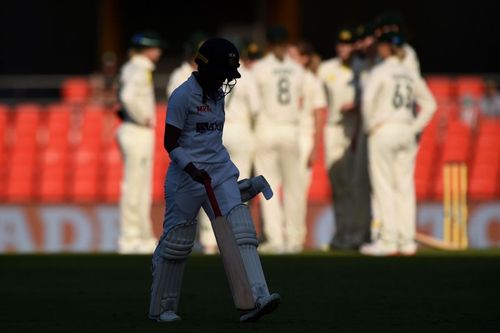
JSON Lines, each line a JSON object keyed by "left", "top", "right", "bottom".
{"left": 119, "top": 55, "right": 156, "bottom": 126}
{"left": 318, "top": 58, "right": 355, "bottom": 125}
{"left": 166, "top": 61, "right": 194, "bottom": 99}
{"left": 402, "top": 44, "right": 421, "bottom": 76}
{"left": 362, "top": 56, "right": 436, "bottom": 134}
{"left": 224, "top": 66, "right": 261, "bottom": 125}
{"left": 253, "top": 53, "right": 306, "bottom": 125}
{"left": 301, "top": 70, "right": 327, "bottom": 132}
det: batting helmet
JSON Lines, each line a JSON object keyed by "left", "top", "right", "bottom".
{"left": 195, "top": 38, "right": 241, "bottom": 81}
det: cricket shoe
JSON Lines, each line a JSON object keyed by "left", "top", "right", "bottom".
{"left": 240, "top": 293, "right": 281, "bottom": 322}
{"left": 150, "top": 310, "right": 181, "bottom": 322}
{"left": 399, "top": 242, "right": 418, "bottom": 256}
{"left": 360, "top": 241, "right": 398, "bottom": 256}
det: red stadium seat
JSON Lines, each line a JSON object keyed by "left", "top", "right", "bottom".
{"left": 68, "top": 105, "right": 106, "bottom": 202}
{"left": 441, "top": 122, "right": 472, "bottom": 163}
{"left": 468, "top": 122, "right": 500, "bottom": 200}
{"left": 5, "top": 152, "right": 37, "bottom": 202}
{"left": 38, "top": 148, "right": 69, "bottom": 202}
{"left": 415, "top": 130, "right": 438, "bottom": 200}
{"left": 78, "top": 105, "right": 106, "bottom": 147}
{"left": 5, "top": 105, "right": 43, "bottom": 202}
{"left": 61, "top": 78, "right": 91, "bottom": 104}
{"left": 432, "top": 122, "right": 472, "bottom": 199}
{"left": 469, "top": 160, "right": 499, "bottom": 200}
{"left": 35, "top": 104, "right": 72, "bottom": 202}
{"left": 70, "top": 147, "right": 100, "bottom": 202}
{"left": 101, "top": 141, "right": 123, "bottom": 202}
{"left": 456, "top": 76, "right": 485, "bottom": 99}
{"left": 0, "top": 105, "right": 8, "bottom": 200}
{"left": 426, "top": 76, "right": 455, "bottom": 102}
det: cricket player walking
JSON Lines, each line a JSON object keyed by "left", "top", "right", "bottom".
{"left": 149, "top": 38, "right": 280, "bottom": 322}
{"left": 253, "top": 26, "right": 306, "bottom": 253}
{"left": 116, "top": 31, "right": 164, "bottom": 254}
{"left": 360, "top": 31, "right": 436, "bottom": 256}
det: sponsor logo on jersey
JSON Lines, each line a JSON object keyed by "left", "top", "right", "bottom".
{"left": 196, "top": 122, "right": 224, "bottom": 133}
{"left": 197, "top": 104, "right": 212, "bottom": 112}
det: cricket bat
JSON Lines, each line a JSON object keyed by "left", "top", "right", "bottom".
{"left": 203, "top": 179, "right": 255, "bottom": 310}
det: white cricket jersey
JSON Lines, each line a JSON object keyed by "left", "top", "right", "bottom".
{"left": 253, "top": 53, "right": 306, "bottom": 125}
{"left": 318, "top": 58, "right": 355, "bottom": 125}
{"left": 166, "top": 61, "right": 194, "bottom": 99}
{"left": 225, "top": 66, "right": 261, "bottom": 125}
{"left": 167, "top": 74, "right": 230, "bottom": 164}
{"left": 301, "top": 70, "right": 327, "bottom": 131}
{"left": 402, "top": 44, "right": 421, "bottom": 76}
{"left": 362, "top": 56, "right": 436, "bottom": 134}
{"left": 119, "top": 55, "right": 156, "bottom": 126}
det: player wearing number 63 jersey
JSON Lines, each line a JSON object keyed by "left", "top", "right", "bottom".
{"left": 360, "top": 31, "right": 436, "bottom": 256}
{"left": 253, "top": 26, "right": 306, "bottom": 253}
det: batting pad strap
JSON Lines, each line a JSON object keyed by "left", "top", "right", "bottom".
{"left": 169, "top": 147, "right": 194, "bottom": 170}
{"left": 161, "top": 221, "right": 197, "bottom": 260}
{"left": 227, "top": 204, "right": 270, "bottom": 299}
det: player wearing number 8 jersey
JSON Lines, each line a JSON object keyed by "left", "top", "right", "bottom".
{"left": 360, "top": 31, "right": 436, "bottom": 256}
{"left": 253, "top": 26, "right": 306, "bottom": 253}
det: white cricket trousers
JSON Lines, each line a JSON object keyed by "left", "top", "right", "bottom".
{"left": 368, "top": 122, "right": 417, "bottom": 246}
{"left": 198, "top": 123, "right": 256, "bottom": 249}
{"left": 117, "top": 122, "right": 155, "bottom": 250}
{"left": 296, "top": 130, "right": 314, "bottom": 249}
{"left": 254, "top": 123, "right": 303, "bottom": 250}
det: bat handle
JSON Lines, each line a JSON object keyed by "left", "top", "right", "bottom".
{"left": 204, "top": 179, "right": 222, "bottom": 217}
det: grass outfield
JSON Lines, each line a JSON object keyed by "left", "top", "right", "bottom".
{"left": 1, "top": 251, "right": 500, "bottom": 333}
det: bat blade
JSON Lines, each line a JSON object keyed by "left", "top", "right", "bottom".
{"left": 211, "top": 216, "right": 255, "bottom": 310}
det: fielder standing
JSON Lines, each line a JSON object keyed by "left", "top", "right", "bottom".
{"left": 288, "top": 41, "right": 327, "bottom": 252}
{"left": 149, "top": 38, "right": 280, "bottom": 322}
{"left": 360, "top": 31, "right": 436, "bottom": 256}
{"left": 223, "top": 41, "right": 262, "bottom": 180}
{"left": 319, "top": 27, "right": 371, "bottom": 250}
{"left": 117, "top": 31, "right": 164, "bottom": 254}
{"left": 166, "top": 32, "right": 207, "bottom": 99}
{"left": 253, "top": 26, "right": 306, "bottom": 253}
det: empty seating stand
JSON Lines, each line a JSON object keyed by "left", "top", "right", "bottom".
{"left": 5, "top": 104, "right": 42, "bottom": 202}
{"left": 69, "top": 105, "right": 106, "bottom": 202}
{"left": 37, "top": 104, "right": 72, "bottom": 202}
{"left": 469, "top": 119, "right": 500, "bottom": 200}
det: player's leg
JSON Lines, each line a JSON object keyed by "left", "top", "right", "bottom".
{"left": 294, "top": 129, "right": 314, "bottom": 252}
{"left": 280, "top": 126, "right": 305, "bottom": 252}
{"left": 117, "top": 124, "right": 144, "bottom": 253}
{"left": 394, "top": 127, "right": 418, "bottom": 255}
{"left": 149, "top": 166, "right": 204, "bottom": 322}
{"left": 138, "top": 128, "right": 156, "bottom": 253}
{"left": 198, "top": 210, "right": 217, "bottom": 254}
{"left": 224, "top": 124, "right": 254, "bottom": 179}
{"left": 254, "top": 125, "right": 285, "bottom": 253}
{"left": 350, "top": 131, "right": 372, "bottom": 247}
{"left": 325, "top": 124, "right": 355, "bottom": 249}
{"left": 360, "top": 125, "right": 398, "bottom": 255}
{"left": 202, "top": 169, "right": 280, "bottom": 321}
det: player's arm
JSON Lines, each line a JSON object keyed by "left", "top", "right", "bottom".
{"left": 246, "top": 72, "right": 262, "bottom": 116}
{"left": 411, "top": 77, "right": 437, "bottom": 135}
{"left": 119, "top": 68, "right": 153, "bottom": 126}
{"left": 164, "top": 92, "right": 210, "bottom": 183}
{"left": 308, "top": 77, "right": 328, "bottom": 167}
